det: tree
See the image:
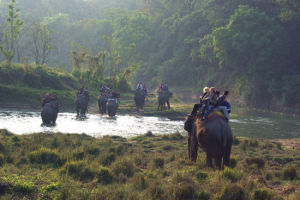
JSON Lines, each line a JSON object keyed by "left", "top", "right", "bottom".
{"left": 32, "top": 21, "right": 52, "bottom": 65}
{"left": 0, "top": 0, "right": 24, "bottom": 64}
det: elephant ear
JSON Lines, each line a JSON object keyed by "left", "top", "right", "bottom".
{"left": 184, "top": 115, "right": 194, "bottom": 132}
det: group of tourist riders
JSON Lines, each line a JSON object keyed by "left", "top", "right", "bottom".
{"left": 41, "top": 83, "right": 231, "bottom": 121}
{"left": 190, "top": 87, "right": 231, "bottom": 122}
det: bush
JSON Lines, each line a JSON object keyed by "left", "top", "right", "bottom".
{"left": 153, "top": 157, "right": 164, "bottom": 169}
{"left": 13, "top": 179, "right": 35, "bottom": 194}
{"left": 219, "top": 184, "right": 245, "bottom": 200}
{"left": 86, "top": 146, "right": 100, "bottom": 156}
{"left": 196, "top": 172, "right": 208, "bottom": 181}
{"left": 147, "top": 181, "right": 163, "bottom": 200}
{"left": 282, "top": 166, "right": 297, "bottom": 180}
{"left": 232, "top": 136, "right": 240, "bottom": 145}
{"left": 230, "top": 157, "right": 237, "bottom": 168}
{"left": 223, "top": 168, "right": 239, "bottom": 182}
{"left": 0, "top": 153, "right": 5, "bottom": 166}
{"left": 112, "top": 159, "right": 135, "bottom": 177}
{"left": 100, "top": 152, "right": 116, "bottom": 166}
{"left": 73, "top": 151, "right": 85, "bottom": 160}
{"left": 132, "top": 174, "right": 147, "bottom": 190}
{"left": 173, "top": 182, "right": 195, "bottom": 200}
{"left": 97, "top": 167, "right": 113, "bottom": 184}
{"left": 64, "top": 161, "right": 95, "bottom": 181}
{"left": 245, "top": 158, "right": 265, "bottom": 169}
{"left": 29, "top": 148, "right": 64, "bottom": 167}
{"left": 252, "top": 189, "right": 275, "bottom": 200}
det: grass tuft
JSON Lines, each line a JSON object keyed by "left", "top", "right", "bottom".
{"left": 29, "top": 148, "right": 64, "bottom": 167}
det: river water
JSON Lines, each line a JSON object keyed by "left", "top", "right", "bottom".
{"left": 0, "top": 110, "right": 299, "bottom": 139}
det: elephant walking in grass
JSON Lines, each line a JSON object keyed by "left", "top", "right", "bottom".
{"left": 75, "top": 94, "right": 89, "bottom": 116}
{"left": 41, "top": 100, "right": 59, "bottom": 124}
{"left": 185, "top": 112, "right": 233, "bottom": 170}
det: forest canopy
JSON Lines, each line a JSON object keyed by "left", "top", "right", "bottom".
{"left": 0, "top": 0, "right": 299, "bottom": 109}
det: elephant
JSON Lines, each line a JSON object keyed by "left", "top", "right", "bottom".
{"left": 41, "top": 100, "right": 59, "bottom": 124}
{"left": 134, "top": 92, "right": 145, "bottom": 112}
{"left": 157, "top": 91, "right": 172, "bottom": 111}
{"left": 107, "top": 99, "right": 119, "bottom": 117}
{"left": 185, "top": 112, "right": 233, "bottom": 170}
{"left": 98, "top": 95, "right": 108, "bottom": 114}
{"left": 75, "top": 94, "right": 89, "bottom": 116}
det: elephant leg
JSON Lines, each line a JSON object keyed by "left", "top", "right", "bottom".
{"left": 53, "top": 112, "right": 58, "bottom": 123}
{"left": 191, "top": 142, "right": 198, "bottom": 162}
{"left": 215, "top": 156, "right": 222, "bottom": 170}
{"left": 167, "top": 101, "right": 170, "bottom": 109}
{"left": 206, "top": 153, "right": 213, "bottom": 168}
{"left": 188, "top": 134, "right": 191, "bottom": 160}
{"left": 224, "top": 143, "right": 232, "bottom": 167}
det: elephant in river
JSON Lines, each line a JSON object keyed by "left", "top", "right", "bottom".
{"left": 157, "top": 91, "right": 172, "bottom": 111}
{"left": 134, "top": 91, "right": 145, "bottom": 112}
{"left": 98, "top": 95, "right": 108, "bottom": 114}
{"left": 107, "top": 99, "right": 119, "bottom": 117}
{"left": 185, "top": 112, "right": 233, "bottom": 170}
{"left": 75, "top": 94, "right": 89, "bottom": 116}
{"left": 41, "top": 100, "right": 59, "bottom": 124}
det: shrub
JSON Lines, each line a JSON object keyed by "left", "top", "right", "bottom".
{"left": 196, "top": 172, "right": 208, "bottom": 181}
{"left": 173, "top": 182, "right": 195, "bottom": 200}
{"left": 232, "top": 136, "right": 240, "bottom": 145}
{"left": 29, "top": 148, "right": 64, "bottom": 167}
{"left": 64, "top": 161, "right": 95, "bottom": 181}
{"left": 0, "top": 153, "right": 5, "bottom": 166}
{"left": 73, "top": 151, "right": 85, "bottom": 160}
{"left": 11, "top": 135, "right": 21, "bottom": 146}
{"left": 282, "top": 166, "right": 297, "bottom": 180}
{"left": 219, "top": 184, "right": 245, "bottom": 200}
{"left": 0, "top": 182, "right": 10, "bottom": 195}
{"left": 132, "top": 174, "right": 147, "bottom": 190}
{"left": 86, "top": 146, "right": 100, "bottom": 156}
{"left": 0, "top": 141, "right": 5, "bottom": 152}
{"left": 97, "top": 167, "right": 113, "bottom": 184}
{"left": 145, "top": 131, "right": 153, "bottom": 137}
{"left": 153, "top": 157, "right": 164, "bottom": 169}
{"left": 100, "top": 152, "right": 116, "bottom": 166}
{"left": 147, "top": 181, "right": 163, "bottom": 200}
{"left": 245, "top": 157, "right": 265, "bottom": 168}
{"left": 13, "top": 179, "right": 35, "bottom": 194}
{"left": 112, "top": 159, "right": 135, "bottom": 177}
{"left": 230, "top": 157, "right": 237, "bottom": 168}
{"left": 223, "top": 168, "right": 239, "bottom": 182}
{"left": 252, "top": 189, "right": 275, "bottom": 200}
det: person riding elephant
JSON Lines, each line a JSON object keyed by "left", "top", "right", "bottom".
{"left": 190, "top": 87, "right": 209, "bottom": 116}
{"left": 184, "top": 112, "right": 233, "bottom": 170}
{"left": 201, "top": 87, "right": 218, "bottom": 120}
{"left": 134, "top": 82, "right": 148, "bottom": 111}
{"left": 98, "top": 86, "right": 111, "bottom": 114}
{"left": 75, "top": 87, "right": 89, "bottom": 116}
{"left": 157, "top": 85, "right": 172, "bottom": 111}
{"left": 106, "top": 91, "right": 120, "bottom": 117}
{"left": 41, "top": 93, "right": 59, "bottom": 124}
{"left": 216, "top": 91, "right": 231, "bottom": 122}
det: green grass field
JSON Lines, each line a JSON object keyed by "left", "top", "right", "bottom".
{"left": 0, "top": 129, "right": 299, "bottom": 200}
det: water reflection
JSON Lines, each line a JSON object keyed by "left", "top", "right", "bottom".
{"left": 0, "top": 111, "right": 184, "bottom": 138}
{"left": 0, "top": 111, "right": 299, "bottom": 139}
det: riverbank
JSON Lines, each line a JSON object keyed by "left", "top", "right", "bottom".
{"left": 0, "top": 129, "right": 299, "bottom": 200}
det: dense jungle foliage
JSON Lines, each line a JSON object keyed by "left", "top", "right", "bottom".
{"left": 0, "top": 0, "right": 299, "bottom": 109}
